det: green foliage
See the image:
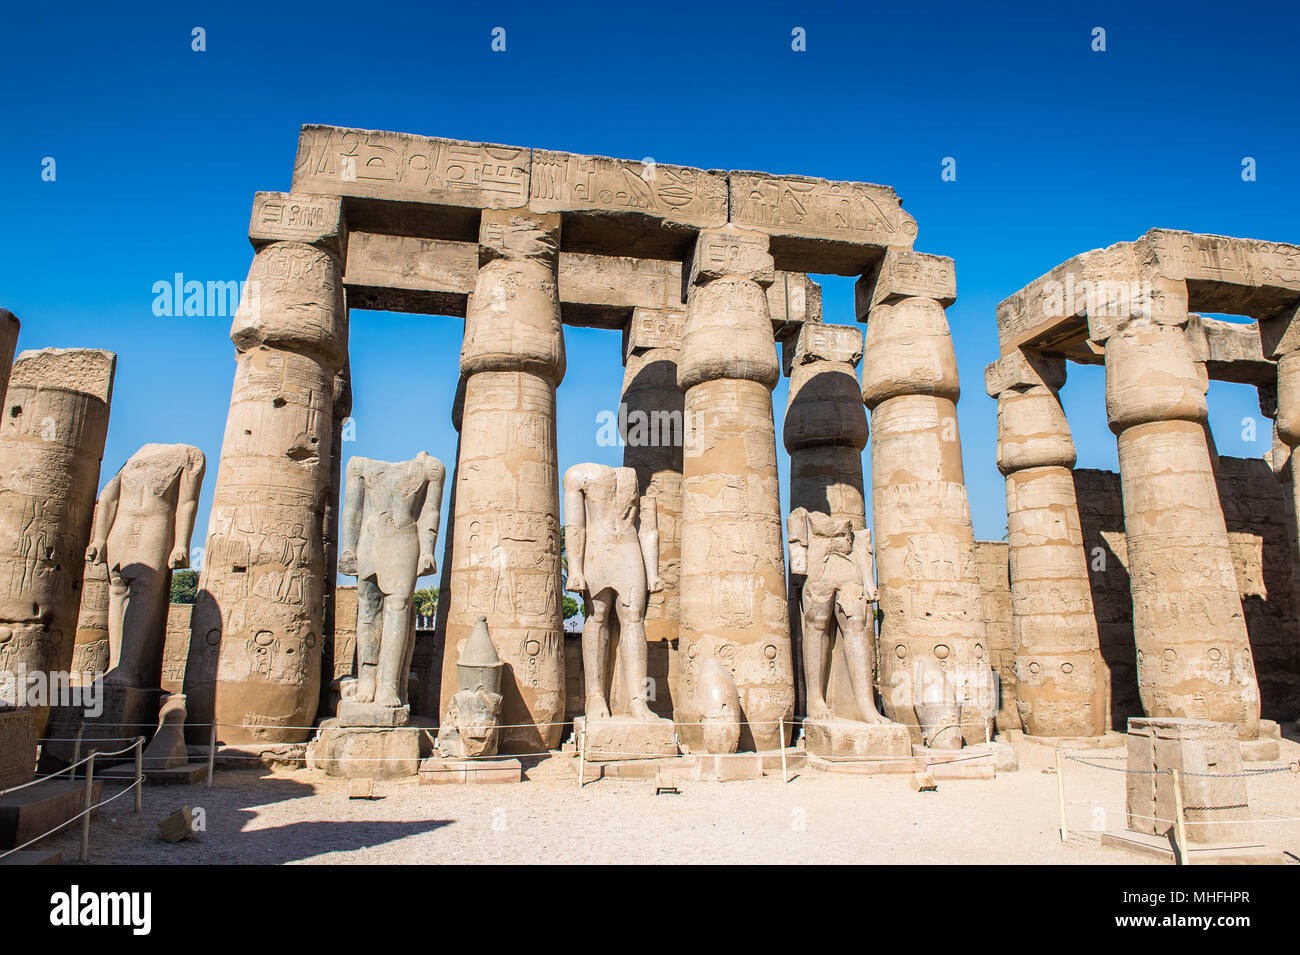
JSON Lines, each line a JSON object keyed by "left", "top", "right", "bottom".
{"left": 414, "top": 587, "right": 439, "bottom": 618}
{"left": 563, "top": 595, "right": 581, "bottom": 620}
{"left": 170, "top": 569, "right": 199, "bottom": 604}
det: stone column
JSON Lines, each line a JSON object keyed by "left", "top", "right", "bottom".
{"left": 783, "top": 322, "right": 868, "bottom": 718}
{"left": 676, "top": 225, "right": 792, "bottom": 753}
{"left": 185, "top": 193, "right": 348, "bottom": 745}
{"left": 858, "top": 251, "right": 991, "bottom": 748}
{"left": 319, "top": 359, "right": 351, "bottom": 717}
{"left": 440, "top": 211, "right": 566, "bottom": 754}
{"left": 987, "top": 348, "right": 1108, "bottom": 737}
{"left": 615, "top": 306, "right": 685, "bottom": 718}
{"left": 1103, "top": 284, "right": 1260, "bottom": 740}
{"left": 0, "top": 309, "right": 19, "bottom": 399}
{"left": 0, "top": 348, "right": 115, "bottom": 733}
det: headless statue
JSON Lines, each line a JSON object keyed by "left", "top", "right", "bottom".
{"left": 86, "top": 443, "right": 204, "bottom": 688}
{"left": 788, "top": 508, "right": 887, "bottom": 725}
{"left": 563, "top": 463, "right": 663, "bottom": 721}
{"left": 338, "top": 452, "right": 445, "bottom": 712}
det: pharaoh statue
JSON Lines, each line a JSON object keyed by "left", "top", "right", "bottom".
{"left": 789, "top": 508, "right": 904, "bottom": 757}
{"left": 338, "top": 452, "right": 445, "bottom": 722}
{"left": 563, "top": 463, "right": 664, "bottom": 722}
{"left": 437, "top": 615, "right": 504, "bottom": 758}
{"left": 85, "top": 443, "right": 204, "bottom": 688}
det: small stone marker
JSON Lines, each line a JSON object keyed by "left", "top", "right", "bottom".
{"left": 909, "top": 772, "right": 937, "bottom": 792}
{"left": 158, "top": 807, "right": 196, "bottom": 843}
{"left": 348, "top": 777, "right": 374, "bottom": 800}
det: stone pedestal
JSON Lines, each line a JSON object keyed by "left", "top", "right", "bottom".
{"left": 0, "top": 708, "right": 36, "bottom": 788}
{"left": 803, "top": 718, "right": 911, "bottom": 760}
{"left": 308, "top": 720, "right": 421, "bottom": 780}
{"left": 42, "top": 684, "right": 161, "bottom": 766}
{"left": 1126, "top": 717, "right": 1256, "bottom": 845}
{"left": 574, "top": 715, "right": 678, "bottom": 761}
{"left": 337, "top": 701, "right": 410, "bottom": 727}
{"left": 141, "top": 693, "right": 189, "bottom": 771}
{"left": 419, "top": 756, "right": 522, "bottom": 784}
{"left": 0, "top": 779, "right": 102, "bottom": 850}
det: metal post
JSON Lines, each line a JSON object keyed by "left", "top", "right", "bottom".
{"left": 207, "top": 723, "right": 217, "bottom": 789}
{"left": 577, "top": 723, "right": 586, "bottom": 789}
{"left": 1055, "top": 751, "right": 1068, "bottom": 843}
{"left": 780, "top": 718, "right": 788, "bottom": 783}
{"left": 80, "top": 753, "right": 95, "bottom": 863}
{"left": 1171, "top": 768, "right": 1191, "bottom": 866}
{"left": 134, "top": 736, "right": 143, "bottom": 813}
{"left": 72, "top": 721, "right": 84, "bottom": 780}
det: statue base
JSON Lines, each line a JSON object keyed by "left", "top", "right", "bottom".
{"left": 419, "top": 756, "right": 522, "bottom": 784}
{"left": 803, "top": 718, "right": 911, "bottom": 760}
{"left": 336, "top": 701, "right": 410, "bottom": 727}
{"left": 41, "top": 684, "right": 162, "bottom": 767}
{"left": 307, "top": 719, "right": 423, "bottom": 779}
{"left": 574, "top": 715, "right": 679, "bottom": 761}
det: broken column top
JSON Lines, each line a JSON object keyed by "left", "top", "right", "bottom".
{"left": 289, "top": 124, "right": 916, "bottom": 272}
{"left": 11, "top": 348, "right": 116, "bottom": 403}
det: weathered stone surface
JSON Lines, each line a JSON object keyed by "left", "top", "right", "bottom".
{"left": 157, "top": 806, "right": 197, "bottom": 843}
{"left": 973, "top": 542, "right": 1016, "bottom": 732}
{"left": 308, "top": 720, "right": 421, "bottom": 779}
{"left": 0, "top": 708, "right": 36, "bottom": 788}
{"left": 1126, "top": 717, "right": 1256, "bottom": 844}
{"left": 0, "top": 349, "right": 115, "bottom": 733}
{"left": 249, "top": 192, "right": 345, "bottom": 255}
{"left": 160, "top": 604, "right": 192, "bottom": 694}
{"left": 293, "top": 125, "right": 530, "bottom": 213}
{"left": 185, "top": 205, "right": 347, "bottom": 746}
{"left": 856, "top": 250, "right": 956, "bottom": 314}
{"left": 574, "top": 714, "right": 677, "bottom": 761}
{"left": 675, "top": 228, "right": 793, "bottom": 753}
{"left": 804, "top": 718, "right": 911, "bottom": 760}
{"left": 87, "top": 444, "right": 204, "bottom": 690}
{"left": 437, "top": 616, "right": 504, "bottom": 758}
{"left": 861, "top": 273, "right": 991, "bottom": 748}
{"left": 440, "top": 211, "right": 566, "bottom": 753}
{"left": 142, "top": 693, "right": 189, "bottom": 770}
{"left": 0, "top": 310, "right": 19, "bottom": 401}
{"left": 729, "top": 171, "right": 916, "bottom": 274}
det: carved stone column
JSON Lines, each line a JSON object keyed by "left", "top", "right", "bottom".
{"left": 0, "top": 309, "right": 19, "bottom": 399}
{"left": 676, "top": 226, "right": 793, "bottom": 753}
{"left": 858, "top": 251, "right": 991, "bottom": 748}
{"left": 1103, "top": 281, "right": 1260, "bottom": 740}
{"left": 185, "top": 192, "right": 348, "bottom": 744}
{"left": 987, "top": 348, "right": 1108, "bottom": 737}
{"left": 440, "top": 211, "right": 566, "bottom": 753}
{"left": 616, "top": 307, "right": 685, "bottom": 718}
{"left": 0, "top": 348, "right": 115, "bottom": 733}
{"left": 783, "top": 322, "right": 868, "bottom": 718}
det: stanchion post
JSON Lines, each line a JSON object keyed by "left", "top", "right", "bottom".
{"left": 577, "top": 724, "right": 586, "bottom": 789}
{"left": 72, "top": 721, "right": 84, "bottom": 780}
{"left": 1171, "top": 768, "right": 1191, "bottom": 866}
{"left": 1055, "top": 751, "right": 1067, "bottom": 843}
{"left": 780, "top": 718, "right": 788, "bottom": 783}
{"left": 80, "top": 753, "right": 95, "bottom": 863}
{"left": 207, "top": 723, "right": 217, "bottom": 789}
{"left": 134, "top": 736, "right": 143, "bottom": 813}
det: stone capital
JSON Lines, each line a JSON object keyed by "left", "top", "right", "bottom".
{"left": 782, "top": 321, "right": 863, "bottom": 377}
{"left": 984, "top": 348, "right": 1067, "bottom": 398}
{"left": 687, "top": 226, "right": 775, "bottom": 288}
{"left": 249, "top": 192, "right": 345, "bottom": 258}
{"left": 478, "top": 210, "right": 561, "bottom": 267}
{"left": 855, "top": 250, "right": 956, "bottom": 318}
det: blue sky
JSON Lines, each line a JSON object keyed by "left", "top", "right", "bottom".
{"left": 1, "top": 0, "right": 1297, "bottom": 566}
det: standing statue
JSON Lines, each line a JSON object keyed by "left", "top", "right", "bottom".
{"left": 563, "top": 463, "right": 664, "bottom": 722}
{"left": 338, "top": 452, "right": 445, "bottom": 719}
{"left": 85, "top": 444, "right": 204, "bottom": 688}
{"left": 787, "top": 508, "right": 888, "bottom": 726}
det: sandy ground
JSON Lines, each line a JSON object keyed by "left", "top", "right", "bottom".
{"left": 36, "top": 734, "right": 1300, "bottom": 865}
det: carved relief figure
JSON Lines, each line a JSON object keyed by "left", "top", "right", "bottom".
{"left": 338, "top": 453, "right": 445, "bottom": 712}
{"left": 86, "top": 444, "right": 204, "bottom": 688}
{"left": 563, "top": 463, "right": 664, "bottom": 721}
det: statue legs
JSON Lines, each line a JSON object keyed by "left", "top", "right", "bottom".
{"left": 106, "top": 565, "right": 166, "bottom": 687}
{"left": 801, "top": 589, "right": 834, "bottom": 721}
{"left": 583, "top": 588, "right": 657, "bottom": 720}
{"left": 835, "top": 585, "right": 888, "bottom": 724}
{"left": 355, "top": 579, "right": 383, "bottom": 703}
{"left": 376, "top": 592, "right": 411, "bottom": 708}
{"left": 582, "top": 593, "right": 612, "bottom": 720}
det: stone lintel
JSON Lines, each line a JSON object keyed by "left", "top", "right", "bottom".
{"left": 292, "top": 125, "right": 530, "bottom": 212}
{"left": 249, "top": 192, "right": 345, "bottom": 256}
{"left": 855, "top": 250, "right": 956, "bottom": 319}
{"left": 729, "top": 170, "right": 916, "bottom": 275}
{"left": 1184, "top": 314, "right": 1275, "bottom": 386}
{"left": 1142, "top": 229, "right": 1300, "bottom": 321}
